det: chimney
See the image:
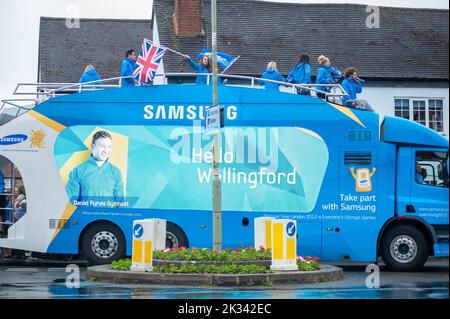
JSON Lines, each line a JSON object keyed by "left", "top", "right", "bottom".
{"left": 173, "top": 0, "right": 203, "bottom": 37}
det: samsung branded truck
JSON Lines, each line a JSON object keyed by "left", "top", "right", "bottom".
{"left": 0, "top": 75, "right": 448, "bottom": 271}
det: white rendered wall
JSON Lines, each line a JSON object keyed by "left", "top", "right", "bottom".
{"left": 360, "top": 86, "right": 449, "bottom": 138}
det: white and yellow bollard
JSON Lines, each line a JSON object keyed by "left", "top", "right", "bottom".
{"left": 270, "top": 219, "right": 298, "bottom": 271}
{"left": 254, "top": 217, "right": 275, "bottom": 250}
{"left": 131, "top": 219, "right": 166, "bottom": 272}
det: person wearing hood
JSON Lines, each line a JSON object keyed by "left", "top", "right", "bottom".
{"left": 120, "top": 49, "right": 138, "bottom": 88}
{"left": 184, "top": 53, "right": 222, "bottom": 85}
{"left": 260, "top": 61, "right": 286, "bottom": 92}
{"left": 316, "top": 55, "right": 333, "bottom": 99}
{"left": 287, "top": 53, "right": 312, "bottom": 95}
{"left": 79, "top": 65, "right": 101, "bottom": 85}
{"left": 341, "top": 67, "right": 365, "bottom": 107}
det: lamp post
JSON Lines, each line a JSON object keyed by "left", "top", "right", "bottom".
{"left": 211, "top": 0, "right": 222, "bottom": 251}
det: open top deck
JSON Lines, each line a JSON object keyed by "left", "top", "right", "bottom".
{"left": 0, "top": 73, "right": 374, "bottom": 126}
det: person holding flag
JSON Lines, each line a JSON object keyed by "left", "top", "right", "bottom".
{"left": 196, "top": 49, "right": 239, "bottom": 72}
{"left": 132, "top": 39, "right": 167, "bottom": 85}
{"left": 122, "top": 39, "right": 238, "bottom": 86}
{"left": 120, "top": 49, "right": 138, "bottom": 88}
{"left": 183, "top": 53, "right": 221, "bottom": 85}
{"left": 183, "top": 49, "right": 238, "bottom": 85}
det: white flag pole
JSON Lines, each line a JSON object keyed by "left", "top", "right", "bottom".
{"left": 145, "top": 38, "right": 188, "bottom": 58}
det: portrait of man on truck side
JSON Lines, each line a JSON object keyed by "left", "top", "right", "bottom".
{"left": 66, "top": 130, "right": 124, "bottom": 205}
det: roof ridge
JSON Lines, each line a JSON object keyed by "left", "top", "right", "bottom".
{"left": 153, "top": 0, "right": 449, "bottom": 12}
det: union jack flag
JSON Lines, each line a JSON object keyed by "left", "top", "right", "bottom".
{"left": 132, "top": 39, "right": 166, "bottom": 83}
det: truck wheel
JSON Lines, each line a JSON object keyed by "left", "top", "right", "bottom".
{"left": 166, "top": 222, "right": 189, "bottom": 249}
{"left": 381, "top": 225, "right": 428, "bottom": 272}
{"left": 81, "top": 223, "right": 126, "bottom": 265}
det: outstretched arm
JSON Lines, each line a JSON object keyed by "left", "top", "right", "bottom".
{"left": 188, "top": 58, "right": 201, "bottom": 72}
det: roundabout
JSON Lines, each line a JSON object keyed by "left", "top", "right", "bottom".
{"left": 86, "top": 263, "right": 343, "bottom": 287}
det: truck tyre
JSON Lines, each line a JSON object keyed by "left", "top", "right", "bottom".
{"left": 166, "top": 222, "right": 189, "bottom": 249}
{"left": 81, "top": 223, "right": 126, "bottom": 265}
{"left": 381, "top": 225, "right": 428, "bottom": 272}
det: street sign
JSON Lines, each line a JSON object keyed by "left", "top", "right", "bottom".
{"left": 286, "top": 221, "right": 296, "bottom": 237}
{"left": 205, "top": 105, "right": 224, "bottom": 135}
{"left": 133, "top": 223, "right": 144, "bottom": 239}
{"left": 131, "top": 219, "right": 167, "bottom": 272}
{"left": 270, "top": 219, "right": 298, "bottom": 271}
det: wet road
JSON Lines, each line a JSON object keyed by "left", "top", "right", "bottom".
{"left": 0, "top": 258, "right": 447, "bottom": 299}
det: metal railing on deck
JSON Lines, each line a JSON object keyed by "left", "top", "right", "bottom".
{"left": 1, "top": 73, "right": 354, "bottom": 123}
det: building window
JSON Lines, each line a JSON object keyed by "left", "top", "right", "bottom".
{"left": 394, "top": 98, "right": 444, "bottom": 133}
{"left": 429, "top": 99, "right": 444, "bottom": 132}
{"left": 413, "top": 100, "right": 426, "bottom": 126}
{"left": 394, "top": 99, "right": 409, "bottom": 119}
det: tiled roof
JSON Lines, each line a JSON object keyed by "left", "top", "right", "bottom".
{"left": 39, "top": 17, "right": 152, "bottom": 83}
{"left": 155, "top": 0, "right": 449, "bottom": 80}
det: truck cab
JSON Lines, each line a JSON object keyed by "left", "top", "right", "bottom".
{"left": 380, "top": 116, "right": 449, "bottom": 271}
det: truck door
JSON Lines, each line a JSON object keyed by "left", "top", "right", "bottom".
{"left": 406, "top": 148, "right": 449, "bottom": 224}
{"left": 381, "top": 146, "right": 449, "bottom": 271}
{"left": 397, "top": 146, "right": 449, "bottom": 220}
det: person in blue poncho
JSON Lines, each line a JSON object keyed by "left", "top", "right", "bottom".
{"left": 184, "top": 53, "right": 222, "bottom": 85}
{"left": 260, "top": 61, "right": 286, "bottom": 92}
{"left": 287, "top": 53, "right": 312, "bottom": 95}
{"left": 341, "top": 67, "right": 365, "bottom": 107}
{"left": 120, "top": 49, "right": 138, "bottom": 88}
{"left": 316, "top": 55, "right": 333, "bottom": 99}
{"left": 79, "top": 65, "right": 101, "bottom": 85}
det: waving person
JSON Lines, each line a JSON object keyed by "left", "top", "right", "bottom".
{"left": 184, "top": 53, "right": 222, "bottom": 85}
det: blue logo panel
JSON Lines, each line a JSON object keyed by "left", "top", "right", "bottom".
{"left": 0, "top": 134, "right": 27, "bottom": 145}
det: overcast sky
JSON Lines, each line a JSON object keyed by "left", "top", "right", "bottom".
{"left": 0, "top": 0, "right": 448, "bottom": 102}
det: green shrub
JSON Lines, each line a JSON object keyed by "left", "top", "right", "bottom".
{"left": 153, "top": 246, "right": 271, "bottom": 262}
{"left": 110, "top": 247, "right": 320, "bottom": 273}
{"left": 111, "top": 258, "right": 131, "bottom": 271}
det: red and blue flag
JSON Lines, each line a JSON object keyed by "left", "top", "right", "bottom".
{"left": 133, "top": 39, "right": 167, "bottom": 83}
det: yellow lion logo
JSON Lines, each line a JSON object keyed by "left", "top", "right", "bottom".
{"left": 30, "top": 129, "right": 46, "bottom": 148}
